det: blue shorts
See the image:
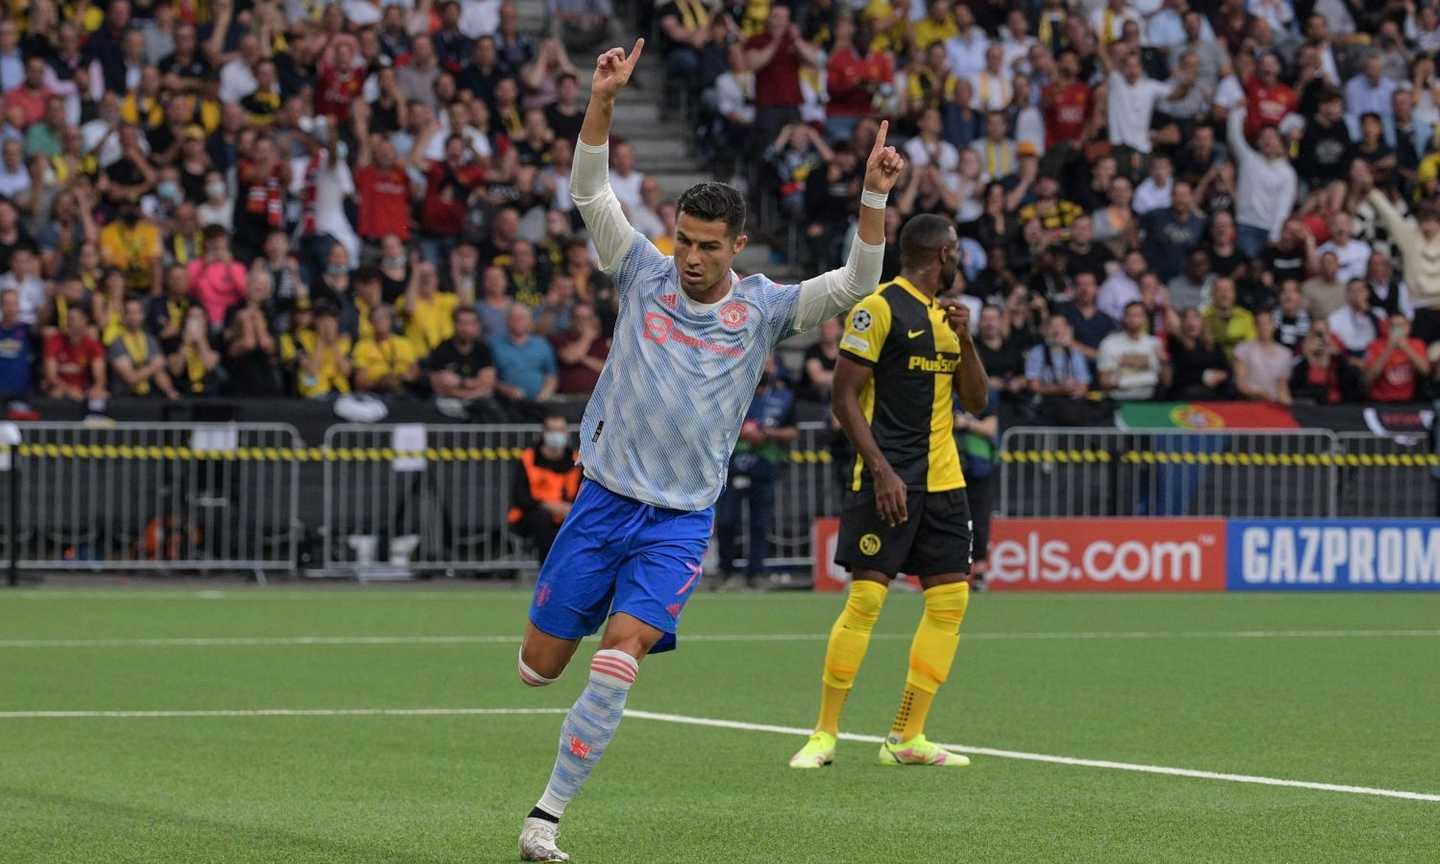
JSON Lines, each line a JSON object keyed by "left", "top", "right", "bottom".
{"left": 528, "top": 479, "right": 712, "bottom": 654}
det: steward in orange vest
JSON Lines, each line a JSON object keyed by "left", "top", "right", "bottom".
{"left": 508, "top": 414, "right": 582, "bottom": 562}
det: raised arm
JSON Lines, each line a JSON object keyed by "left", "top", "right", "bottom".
{"left": 792, "top": 121, "right": 904, "bottom": 332}
{"left": 1226, "top": 107, "right": 1257, "bottom": 163}
{"left": 1366, "top": 188, "right": 1415, "bottom": 244}
{"left": 572, "top": 39, "right": 645, "bottom": 273}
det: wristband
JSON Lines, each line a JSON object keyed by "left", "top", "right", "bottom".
{"left": 860, "top": 189, "right": 889, "bottom": 210}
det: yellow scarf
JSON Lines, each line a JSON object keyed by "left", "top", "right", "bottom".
{"left": 121, "top": 330, "right": 150, "bottom": 395}
{"left": 185, "top": 347, "right": 207, "bottom": 393}
{"left": 675, "top": 0, "right": 709, "bottom": 33}
{"left": 984, "top": 140, "right": 1012, "bottom": 178}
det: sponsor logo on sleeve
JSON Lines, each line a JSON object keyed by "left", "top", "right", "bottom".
{"left": 841, "top": 333, "right": 871, "bottom": 354}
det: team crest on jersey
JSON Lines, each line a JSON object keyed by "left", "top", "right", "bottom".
{"left": 659, "top": 293, "right": 678, "bottom": 310}
{"left": 851, "top": 309, "right": 873, "bottom": 332}
{"left": 718, "top": 301, "right": 748, "bottom": 330}
{"left": 859, "top": 533, "right": 882, "bottom": 556}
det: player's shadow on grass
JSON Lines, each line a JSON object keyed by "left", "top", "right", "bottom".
{"left": 0, "top": 785, "right": 456, "bottom": 863}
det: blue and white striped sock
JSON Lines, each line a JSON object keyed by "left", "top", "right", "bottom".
{"left": 535, "top": 649, "right": 639, "bottom": 820}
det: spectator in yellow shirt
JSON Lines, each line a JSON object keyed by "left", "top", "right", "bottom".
{"left": 862, "top": 0, "right": 911, "bottom": 54}
{"left": 911, "top": 0, "right": 959, "bottom": 52}
{"left": 1201, "top": 278, "right": 1257, "bottom": 360}
{"left": 352, "top": 304, "right": 420, "bottom": 395}
{"left": 98, "top": 204, "right": 163, "bottom": 294}
{"left": 287, "top": 304, "right": 354, "bottom": 399}
{"left": 402, "top": 259, "right": 459, "bottom": 357}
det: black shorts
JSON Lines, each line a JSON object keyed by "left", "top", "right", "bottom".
{"left": 834, "top": 487, "right": 972, "bottom": 578}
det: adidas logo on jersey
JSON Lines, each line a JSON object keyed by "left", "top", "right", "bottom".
{"left": 659, "top": 293, "right": 678, "bottom": 310}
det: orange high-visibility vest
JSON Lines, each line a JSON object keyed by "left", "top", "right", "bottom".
{"left": 509, "top": 449, "right": 581, "bottom": 524}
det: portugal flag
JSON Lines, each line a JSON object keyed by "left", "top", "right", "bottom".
{"left": 1117, "top": 402, "right": 1300, "bottom": 430}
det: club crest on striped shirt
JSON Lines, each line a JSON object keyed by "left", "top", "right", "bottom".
{"left": 568, "top": 735, "right": 591, "bottom": 759}
{"left": 659, "top": 293, "right": 678, "bottom": 310}
{"left": 719, "top": 302, "right": 748, "bottom": 330}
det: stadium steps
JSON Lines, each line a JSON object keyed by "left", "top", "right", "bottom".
{"left": 529, "top": 9, "right": 806, "bottom": 284}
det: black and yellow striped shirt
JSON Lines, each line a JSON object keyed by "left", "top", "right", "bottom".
{"left": 839, "top": 277, "right": 965, "bottom": 493}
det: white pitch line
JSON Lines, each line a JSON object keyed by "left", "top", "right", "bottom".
{"left": 620, "top": 711, "right": 1440, "bottom": 803}
{"left": 0, "top": 707, "right": 568, "bottom": 719}
{"left": 0, "top": 705, "right": 1433, "bottom": 803}
{"left": 3, "top": 629, "right": 1440, "bottom": 648}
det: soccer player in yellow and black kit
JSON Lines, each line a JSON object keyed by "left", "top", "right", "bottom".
{"left": 789, "top": 213, "right": 989, "bottom": 768}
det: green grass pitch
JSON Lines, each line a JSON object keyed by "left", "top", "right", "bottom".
{"left": 2, "top": 587, "right": 1438, "bottom": 863}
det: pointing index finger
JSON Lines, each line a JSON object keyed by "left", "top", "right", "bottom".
{"left": 626, "top": 38, "right": 645, "bottom": 70}
{"left": 871, "top": 120, "right": 888, "bottom": 158}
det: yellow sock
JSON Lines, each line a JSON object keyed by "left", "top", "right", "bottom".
{"left": 817, "top": 580, "right": 888, "bottom": 736}
{"left": 890, "top": 581, "right": 969, "bottom": 742}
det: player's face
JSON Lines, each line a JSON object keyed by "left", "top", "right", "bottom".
{"left": 673, "top": 213, "right": 746, "bottom": 295}
{"left": 938, "top": 230, "right": 960, "bottom": 287}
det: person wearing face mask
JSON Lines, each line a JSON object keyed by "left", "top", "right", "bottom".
{"left": 507, "top": 412, "right": 582, "bottom": 564}
{"left": 377, "top": 234, "right": 411, "bottom": 302}
{"left": 713, "top": 352, "right": 797, "bottom": 591}
{"left": 196, "top": 171, "right": 233, "bottom": 231}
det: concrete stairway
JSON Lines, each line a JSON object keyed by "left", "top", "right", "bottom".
{"left": 514, "top": 0, "right": 795, "bottom": 278}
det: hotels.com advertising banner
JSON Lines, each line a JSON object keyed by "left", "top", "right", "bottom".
{"left": 813, "top": 517, "right": 1440, "bottom": 591}
{"left": 812, "top": 516, "right": 1227, "bottom": 592}
{"left": 986, "top": 518, "right": 1228, "bottom": 591}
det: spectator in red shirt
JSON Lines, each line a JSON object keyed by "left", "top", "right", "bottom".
{"left": 549, "top": 301, "right": 609, "bottom": 395}
{"left": 1, "top": 57, "right": 50, "bottom": 128}
{"left": 743, "top": 5, "right": 820, "bottom": 158}
{"left": 824, "top": 16, "right": 873, "bottom": 142}
{"left": 1245, "top": 52, "right": 1297, "bottom": 139}
{"left": 1042, "top": 49, "right": 1095, "bottom": 152}
{"left": 43, "top": 306, "right": 106, "bottom": 401}
{"left": 1363, "top": 313, "right": 1431, "bottom": 402}
{"left": 352, "top": 113, "right": 413, "bottom": 247}
{"left": 410, "top": 121, "right": 486, "bottom": 265}
{"left": 187, "top": 225, "right": 249, "bottom": 326}
{"left": 314, "top": 39, "right": 366, "bottom": 121}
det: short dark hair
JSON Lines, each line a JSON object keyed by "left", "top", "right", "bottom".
{"left": 899, "top": 214, "right": 955, "bottom": 269}
{"left": 677, "top": 182, "right": 747, "bottom": 238}
{"left": 1123, "top": 301, "right": 1146, "bottom": 317}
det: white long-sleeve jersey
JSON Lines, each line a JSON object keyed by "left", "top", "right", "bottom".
{"left": 570, "top": 139, "right": 883, "bottom": 510}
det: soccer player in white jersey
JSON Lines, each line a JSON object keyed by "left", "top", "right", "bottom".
{"left": 516, "top": 39, "right": 905, "bottom": 863}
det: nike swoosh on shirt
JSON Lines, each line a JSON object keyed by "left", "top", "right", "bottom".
{"left": 907, "top": 329, "right": 926, "bottom": 339}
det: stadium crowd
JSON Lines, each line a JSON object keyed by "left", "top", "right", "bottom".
{"left": 0, "top": 0, "right": 1437, "bottom": 426}
{"left": 676, "top": 0, "right": 1440, "bottom": 419}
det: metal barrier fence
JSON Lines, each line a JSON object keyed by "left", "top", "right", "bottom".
{"left": 1335, "top": 431, "right": 1439, "bottom": 518}
{"left": 321, "top": 423, "right": 537, "bottom": 574}
{"left": 319, "top": 422, "right": 842, "bottom": 575}
{"left": 6, "top": 422, "right": 1437, "bottom": 579}
{"left": 998, "top": 427, "right": 1341, "bottom": 518}
{"left": 3, "top": 422, "right": 302, "bottom": 574}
